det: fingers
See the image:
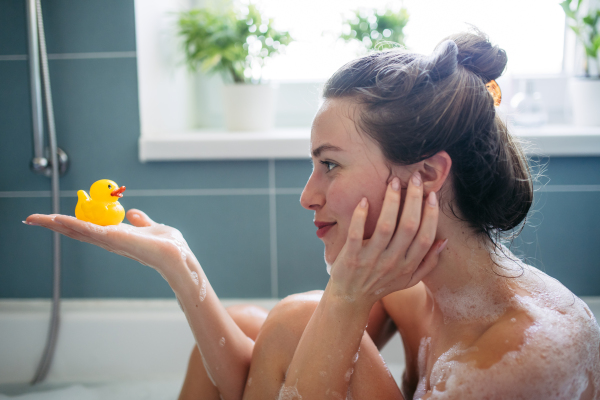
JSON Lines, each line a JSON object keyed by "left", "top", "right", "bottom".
{"left": 127, "top": 209, "right": 155, "bottom": 227}
{"left": 368, "top": 177, "right": 401, "bottom": 252}
{"left": 344, "top": 197, "right": 369, "bottom": 257}
{"left": 27, "top": 213, "right": 114, "bottom": 246}
{"left": 405, "top": 190, "right": 439, "bottom": 263}
{"left": 25, "top": 214, "right": 106, "bottom": 245}
{"left": 388, "top": 172, "right": 424, "bottom": 255}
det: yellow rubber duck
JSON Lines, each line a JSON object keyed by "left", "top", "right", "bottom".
{"left": 75, "top": 179, "right": 126, "bottom": 226}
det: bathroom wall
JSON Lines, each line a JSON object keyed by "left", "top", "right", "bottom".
{"left": 1, "top": 0, "right": 599, "bottom": 299}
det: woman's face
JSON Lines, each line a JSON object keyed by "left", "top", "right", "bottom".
{"left": 301, "top": 98, "right": 404, "bottom": 266}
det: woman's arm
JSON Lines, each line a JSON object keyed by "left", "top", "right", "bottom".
{"left": 26, "top": 210, "right": 251, "bottom": 400}
{"left": 281, "top": 173, "right": 447, "bottom": 398}
{"left": 169, "top": 253, "right": 253, "bottom": 400}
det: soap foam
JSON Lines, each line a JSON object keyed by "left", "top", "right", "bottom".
{"left": 344, "top": 367, "right": 354, "bottom": 382}
{"left": 414, "top": 248, "right": 600, "bottom": 399}
{"left": 88, "top": 224, "right": 106, "bottom": 235}
{"left": 346, "top": 387, "right": 354, "bottom": 400}
{"left": 199, "top": 279, "right": 207, "bottom": 302}
{"left": 219, "top": 337, "right": 226, "bottom": 347}
{"left": 166, "top": 232, "right": 188, "bottom": 262}
{"left": 190, "top": 271, "right": 199, "bottom": 285}
{"left": 414, "top": 337, "right": 432, "bottom": 399}
{"left": 278, "top": 380, "right": 302, "bottom": 400}
{"left": 326, "top": 261, "right": 333, "bottom": 276}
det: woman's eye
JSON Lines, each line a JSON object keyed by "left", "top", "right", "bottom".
{"left": 320, "top": 160, "right": 337, "bottom": 172}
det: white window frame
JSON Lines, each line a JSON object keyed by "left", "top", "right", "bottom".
{"left": 135, "top": 0, "right": 600, "bottom": 161}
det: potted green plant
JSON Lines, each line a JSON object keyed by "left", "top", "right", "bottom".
{"left": 339, "top": 6, "right": 409, "bottom": 53}
{"left": 178, "top": 4, "right": 292, "bottom": 131}
{"left": 560, "top": 0, "right": 600, "bottom": 125}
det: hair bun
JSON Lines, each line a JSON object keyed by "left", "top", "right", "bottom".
{"left": 442, "top": 28, "right": 507, "bottom": 82}
{"left": 426, "top": 39, "right": 458, "bottom": 82}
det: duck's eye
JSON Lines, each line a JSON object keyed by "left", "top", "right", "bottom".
{"left": 320, "top": 160, "right": 338, "bottom": 172}
{"left": 108, "top": 185, "right": 112, "bottom": 189}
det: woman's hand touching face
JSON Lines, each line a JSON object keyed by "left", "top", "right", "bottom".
{"left": 25, "top": 210, "right": 193, "bottom": 279}
{"left": 329, "top": 171, "right": 448, "bottom": 306}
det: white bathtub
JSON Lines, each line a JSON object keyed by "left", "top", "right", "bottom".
{"left": 1, "top": 297, "right": 599, "bottom": 398}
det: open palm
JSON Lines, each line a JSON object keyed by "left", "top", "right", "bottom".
{"left": 26, "top": 210, "right": 192, "bottom": 275}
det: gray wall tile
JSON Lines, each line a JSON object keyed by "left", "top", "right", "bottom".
{"left": 40, "top": 0, "right": 136, "bottom": 54}
{"left": 0, "top": 1, "right": 28, "bottom": 55}
{"left": 511, "top": 191, "right": 600, "bottom": 296}
{"left": 538, "top": 157, "right": 600, "bottom": 185}
{"left": 0, "top": 0, "right": 136, "bottom": 56}
{"left": 0, "top": 198, "right": 53, "bottom": 297}
{"left": 275, "top": 160, "right": 312, "bottom": 189}
{"left": 128, "top": 195, "right": 272, "bottom": 298}
{"left": 276, "top": 194, "right": 329, "bottom": 297}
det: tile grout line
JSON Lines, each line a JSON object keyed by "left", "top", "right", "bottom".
{"left": 2, "top": 185, "right": 600, "bottom": 198}
{"left": 535, "top": 184, "right": 600, "bottom": 192}
{"left": 268, "top": 160, "right": 279, "bottom": 298}
{"left": 0, "top": 51, "right": 136, "bottom": 61}
{"left": 0, "top": 188, "right": 305, "bottom": 198}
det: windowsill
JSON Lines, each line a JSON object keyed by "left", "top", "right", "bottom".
{"left": 138, "top": 124, "right": 600, "bottom": 161}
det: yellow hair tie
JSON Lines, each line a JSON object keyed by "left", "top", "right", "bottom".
{"left": 485, "top": 80, "right": 502, "bottom": 107}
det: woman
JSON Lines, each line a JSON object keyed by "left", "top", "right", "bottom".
{"left": 27, "top": 30, "right": 600, "bottom": 399}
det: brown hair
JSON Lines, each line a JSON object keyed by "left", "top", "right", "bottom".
{"left": 323, "top": 29, "right": 535, "bottom": 245}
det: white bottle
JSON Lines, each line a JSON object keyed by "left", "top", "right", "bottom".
{"left": 510, "top": 79, "right": 548, "bottom": 127}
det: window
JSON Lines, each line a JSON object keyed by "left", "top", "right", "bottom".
{"left": 137, "top": 0, "right": 594, "bottom": 162}
{"left": 256, "top": 0, "right": 565, "bottom": 81}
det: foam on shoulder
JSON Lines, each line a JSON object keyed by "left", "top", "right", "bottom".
{"left": 418, "top": 252, "right": 600, "bottom": 399}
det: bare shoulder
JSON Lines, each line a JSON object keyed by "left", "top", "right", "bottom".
{"left": 421, "top": 281, "right": 600, "bottom": 400}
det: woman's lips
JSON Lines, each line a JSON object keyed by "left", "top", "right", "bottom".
{"left": 315, "top": 221, "right": 336, "bottom": 238}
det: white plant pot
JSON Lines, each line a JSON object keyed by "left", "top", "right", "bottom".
{"left": 569, "top": 78, "right": 600, "bottom": 126}
{"left": 222, "top": 83, "right": 278, "bottom": 131}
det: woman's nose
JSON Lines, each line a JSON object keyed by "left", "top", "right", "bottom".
{"left": 300, "top": 172, "right": 325, "bottom": 210}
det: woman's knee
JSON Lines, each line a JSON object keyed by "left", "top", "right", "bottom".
{"left": 226, "top": 304, "right": 269, "bottom": 340}
{"left": 272, "top": 290, "right": 322, "bottom": 322}
{"left": 256, "top": 291, "right": 324, "bottom": 346}
{"left": 249, "top": 291, "right": 324, "bottom": 375}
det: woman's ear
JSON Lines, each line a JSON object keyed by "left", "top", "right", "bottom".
{"left": 421, "top": 151, "right": 452, "bottom": 193}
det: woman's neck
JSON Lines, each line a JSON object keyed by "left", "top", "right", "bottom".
{"left": 421, "top": 216, "right": 517, "bottom": 323}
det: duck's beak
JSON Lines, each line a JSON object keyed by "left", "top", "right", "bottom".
{"left": 111, "top": 186, "right": 126, "bottom": 198}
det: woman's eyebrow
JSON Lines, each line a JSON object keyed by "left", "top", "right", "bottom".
{"left": 311, "top": 144, "right": 343, "bottom": 158}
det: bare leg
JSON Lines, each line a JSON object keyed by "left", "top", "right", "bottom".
{"left": 243, "top": 291, "right": 402, "bottom": 400}
{"left": 178, "top": 304, "right": 269, "bottom": 400}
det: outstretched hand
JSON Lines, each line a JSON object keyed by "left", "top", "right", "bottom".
{"left": 329, "top": 172, "right": 448, "bottom": 306}
{"left": 25, "top": 210, "right": 192, "bottom": 277}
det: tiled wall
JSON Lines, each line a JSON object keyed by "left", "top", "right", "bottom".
{"left": 1, "top": 0, "right": 599, "bottom": 299}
